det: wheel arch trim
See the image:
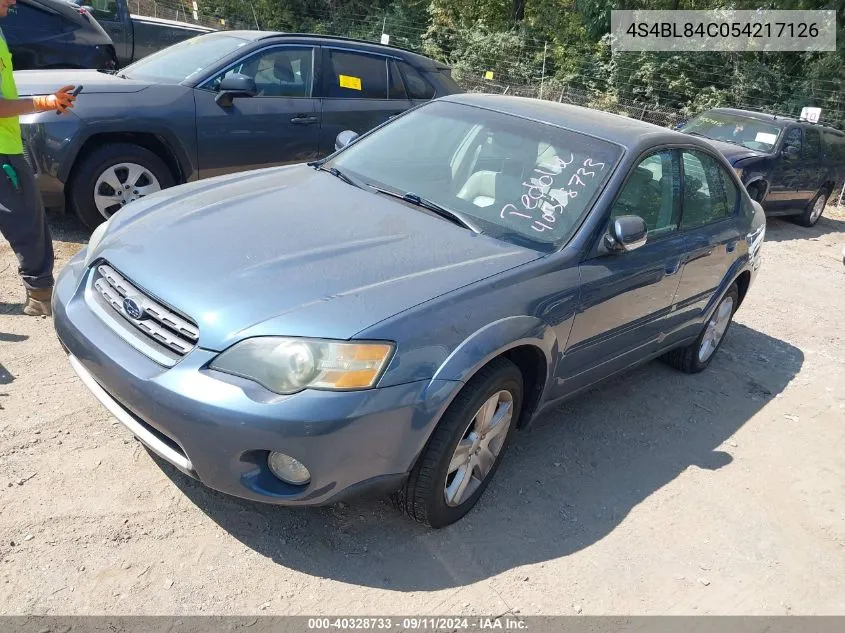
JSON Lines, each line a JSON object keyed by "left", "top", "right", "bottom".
{"left": 59, "top": 125, "right": 195, "bottom": 184}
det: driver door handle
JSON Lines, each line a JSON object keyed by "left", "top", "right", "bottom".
{"left": 291, "top": 115, "right": 318, "bottom": 125}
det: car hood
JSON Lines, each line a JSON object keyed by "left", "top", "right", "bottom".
{"left": 694, "top": 137, "right": 769, "bottom": 164}
{"left": 94, "top": 165, "right": 541, "bottom": 350}
{"left": 13, "top": 70, "right": 151, "bottom": 96}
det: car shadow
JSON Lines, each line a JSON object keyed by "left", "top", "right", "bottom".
{"left": 0, "top": 333, "right": 27, "bottom": 385}
{"left": 0, "top": 332, "right": 28, "bottom": 343}
{"left": 0, "top": 363, "right": 13, "bottom": 385}
{"left": 764, "top": 212, "right": 845, "bottom": 243}
{"left": 0, "top": 302, "right": 24, "bottom": 315}
{"left": 155, "top": 322, "right": 802, "bottom": 591}
{"left": 47, "top": 211, "right": 90, "bottom": 244}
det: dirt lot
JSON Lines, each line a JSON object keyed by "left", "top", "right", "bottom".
{"left": 1, "top": 206, "right": 844, "bottom": 616}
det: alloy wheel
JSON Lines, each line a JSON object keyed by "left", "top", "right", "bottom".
{"left": 698, "top": 295, "right": 735, "bottom": 363}
{"left": 809, "top": 195, "right": 827, "bottom": 224}
{"left": 94, "top": 162, "right": 162, "bottom": 219}
{"left": 444, "top": 390, "right": 514, "bottom": 507}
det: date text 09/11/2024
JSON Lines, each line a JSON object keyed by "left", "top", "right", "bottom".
{"left": 307, "top": 617, "right": 528, "bottom": 630}
{"left": 625, "top": 21, "right": 820, "bottom": 39}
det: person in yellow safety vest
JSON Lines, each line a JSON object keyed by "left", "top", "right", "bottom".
{"left": 0, "top": 0, "right": 77, "bottom": 316}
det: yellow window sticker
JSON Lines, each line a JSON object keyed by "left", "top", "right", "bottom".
{"left": 339, "top": 74, "right": 362, "bottom": 91}
{"left": 484, "top": 71, "right": 494, "bottom": 80}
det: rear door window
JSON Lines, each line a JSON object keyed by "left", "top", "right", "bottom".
{"left": 398, "top": 61, "right": 436, "bottom": 100}
{"left": 324, "top": 49, "right": 388, "bottom": 99}
{"left": 387, "top": 61, "right": 407, "bottom": 100}
{"left": 824, "top": 130, "right": 845, "bottom": 163}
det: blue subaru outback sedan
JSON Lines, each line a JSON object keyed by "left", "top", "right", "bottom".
{"left": 53, "top": 94, "right": 766, "bottom": 528}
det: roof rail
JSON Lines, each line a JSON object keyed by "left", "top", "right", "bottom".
{"left": 254, "top": 31, "right": 426, "bottom": 58}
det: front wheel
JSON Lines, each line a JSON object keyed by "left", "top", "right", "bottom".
{"left": 69, "top": 143, "right": 175, "bottom": 230}
{"left": 396, "top": 358, "right": 523, "bottom": 528}
{"left": 663, "top": 284, "right": 739, "bottom": 374}
{"left": 746, "top": 182, "right": 766, "bottom": 203}
{"left": 795, "top": 190, "right": 828, "bottom": 227}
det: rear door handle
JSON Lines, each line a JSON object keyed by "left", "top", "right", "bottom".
{"left": 290, "top": 115, "right": 318, "bottom": 125}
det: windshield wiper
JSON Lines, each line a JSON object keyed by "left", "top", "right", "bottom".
{"left": 313, "top": 164, "right": 362, "bottom": 189}
{"left": 370, "top": 186, "right": 480, "bottom": 232}
{"left": 684, "top": 131, "right": 745, "bottom": 147}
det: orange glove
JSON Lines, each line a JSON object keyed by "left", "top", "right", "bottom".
{"left": 33, "top": 85, "right": 77, "bottom": 114}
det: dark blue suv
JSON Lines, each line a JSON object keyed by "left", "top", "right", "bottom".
{"left": 680, "top": 108, "right": 845, "bottom": 227}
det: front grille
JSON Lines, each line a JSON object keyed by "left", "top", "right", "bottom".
{"left": 92, "top": 264, "right": 199, "bottom": 357}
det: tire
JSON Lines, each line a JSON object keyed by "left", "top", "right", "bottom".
{"left": 396, "top": 357, "right": 523, "bottom": 528}
{"left": 663, "top": 283, "right": 739, "bottom": 374}
{"left": 794, "top": 190, "right": 828, "bottom": 228}
{"left": 69, "top": 143, "right": 175, "bottom": 231}
{"left": 746, "top": 182, "right": 765, "bottom": 203}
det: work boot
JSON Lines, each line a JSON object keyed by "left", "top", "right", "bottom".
{"left": 23, "top": 286, "right": 53, "bottom": 317}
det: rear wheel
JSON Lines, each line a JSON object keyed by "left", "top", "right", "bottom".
{"left": 795, "top": 190, "right": 828, "bottom": 227}
{"left": 396, "top": 357, "right": 522, "bottom": 528}
{"left": 663, "top": 284, "right": 739, "bottom": 374}
{"left": 69, "top": 143, "right": 175, "bottom": 230}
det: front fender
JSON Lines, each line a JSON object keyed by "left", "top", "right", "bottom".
{"left": 432, "top": 315, "right": 558, "bottom": 387}
{"left": 58, "top": 122, "right": 196, "bottom": 184}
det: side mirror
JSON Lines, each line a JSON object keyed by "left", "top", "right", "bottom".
{"left": 215, "top": 73, "right": 257, "bottom": 107}
{"left": 782, "top": 144, "right": 800, "bottom": 160}
{"left": 605, "top": 215, "right": 647, "bottom": 253}
{"left": 335, "top": 130, "right": 359, "bottom": 152}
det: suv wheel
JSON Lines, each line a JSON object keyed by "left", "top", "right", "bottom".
{"left": 796, "top": 190, "right": 828, "bottom": 227}
{"left": 664, "top": 283, "right": 739, "bottom": 374}
{"left": 396, "top": 357, "right": 523, "bottom": 528}
{"left": 69, "top": 143, "right": 175, "bottom": 230}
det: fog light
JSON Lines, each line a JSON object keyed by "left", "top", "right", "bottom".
{"left": 267, "top": 452, "right": 311, "bottom": 485}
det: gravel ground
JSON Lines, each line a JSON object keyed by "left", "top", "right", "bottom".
{"left": 1, "top": 206, "right": 844, "bottom": 616}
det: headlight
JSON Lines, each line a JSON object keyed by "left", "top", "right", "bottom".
{"left": 84, "top": 217, "right": 112, "bottom": 268}
{"left": 210, "top": 337, "right": 394, "bottom": 394}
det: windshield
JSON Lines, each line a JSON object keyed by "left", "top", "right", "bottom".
{"left": 326, "top": 101, "right": 622, "bottom": 252}
{"left": 681, "top": 112, "right": 782, "bottom": 152}
{"left": 121, "top": 34, "right": 250, "bottom": 84}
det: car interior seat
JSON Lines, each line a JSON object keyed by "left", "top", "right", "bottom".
{"left": 252, "top": 56, "right": 304, "bottom": 97}
{"left": 457, "top": 132, "right": 540, "bottom": 209}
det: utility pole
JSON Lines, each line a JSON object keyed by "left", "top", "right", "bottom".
{"left": 539, "top": 42, "right": 547, "bottom": 100}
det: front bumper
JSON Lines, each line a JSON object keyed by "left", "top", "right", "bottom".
{"left": 53, "top": 253, "right": 459, "bottom": 506}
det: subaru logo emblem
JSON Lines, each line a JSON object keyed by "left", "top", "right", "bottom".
{"left": 123, "top": 296, "right": 144, "bottom": 320}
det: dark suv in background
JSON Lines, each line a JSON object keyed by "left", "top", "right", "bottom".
{"left": 16, "top": 31, "right": 461, "bottom": 229}
{"left": 680, "top": 108, "right": 845, "bottom": 226}
{"left": 4, "top": 0, "right": 118, "bottom": 70}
